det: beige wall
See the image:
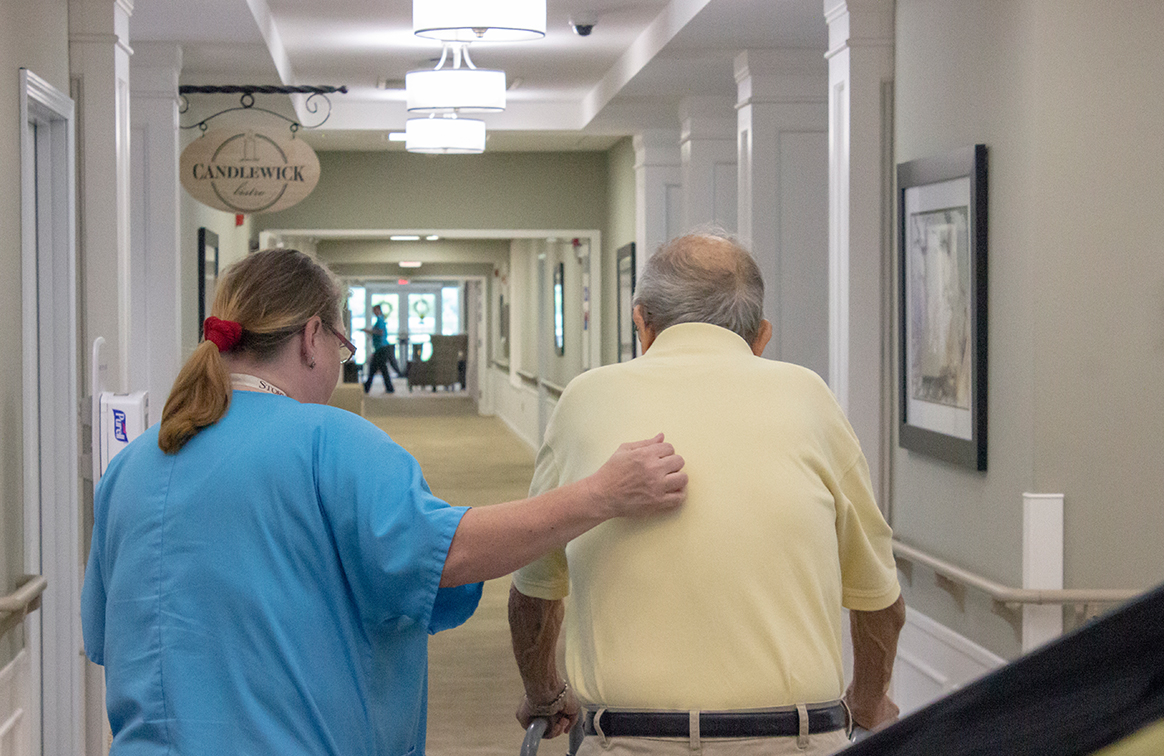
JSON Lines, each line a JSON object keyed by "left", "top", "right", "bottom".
{"left": 893, "top": 0, "right": 1164, "bottom": 658}
{"left": 180, "top": 195, "right": 253, "bottom": 358}
{"left": 0, "top": 0, "right": 71, "bottom": 665}
{"left": 603, "top": 138, "right": 637, "bottom": 366}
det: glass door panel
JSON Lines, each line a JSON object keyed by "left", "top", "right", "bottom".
{"left": 408, "top": 292, "right": 437, "bottom": 361}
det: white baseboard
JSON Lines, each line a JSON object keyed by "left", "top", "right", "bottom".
{"left": 892, "top": 607, "right": 1006, "bottom": 716}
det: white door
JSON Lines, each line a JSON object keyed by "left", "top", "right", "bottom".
{"left": 12, "top": 69, "right": 82, "bottom": 756}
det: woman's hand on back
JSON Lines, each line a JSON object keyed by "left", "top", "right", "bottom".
{"left": 585, "top": 433, "right": 687, "bottom": 519}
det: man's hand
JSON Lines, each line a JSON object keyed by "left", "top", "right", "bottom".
{"left": 585, "top": 434, "right": 687, "bottom": 520}
{"left": 516, "top": 683, "right": 580, "bottom": 739}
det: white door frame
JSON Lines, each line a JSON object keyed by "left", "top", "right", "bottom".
{"left": 20, "top": 68, "right": 82, "bottom": 756}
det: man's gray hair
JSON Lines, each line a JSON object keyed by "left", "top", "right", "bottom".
{"left": 632, "top": 230, "right": 765, "bottom": 345}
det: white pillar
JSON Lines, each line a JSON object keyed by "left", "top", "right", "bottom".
{"left": 633, "top": 129, "right": 681, "bottom": 276}
{"left": 71, "top": 0, "right": 134, "bottom": 393}
{"left": 679, "top": 96, "right": 737, "bottom": 233}
{"left": 130, "top": 42, "right": 182, "bottom": 424}
{"left": 825, "top": 0, "right": 894, "bottom": 499}
{"left": 736, "top": 49, "right": 829, "bottom": 376}
{"left": 1022, "top": 493, "right": 1065, "bottom": 652}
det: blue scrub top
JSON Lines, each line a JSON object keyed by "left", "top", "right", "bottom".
{"left": 371, "top": 314, "right": 388, "bottom": 350}
{"left": 81, "top": 391, "right": 482, "bottom": 755}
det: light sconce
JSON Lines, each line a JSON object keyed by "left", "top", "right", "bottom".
{"left": 413, "top": 0, "right": 546, "bottom": 42}
{"left": 406, "top": 43, "right": 505, "bottom": 113}
{"left": 405, "top": 114, "right": 486, "bottom": 154}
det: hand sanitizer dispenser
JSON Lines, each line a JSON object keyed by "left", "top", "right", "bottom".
{"left": 98, "top": 391, "right": 148, "bottom": 475}
{"left": 91, "top": 336, "right": 149, "bottom": 479}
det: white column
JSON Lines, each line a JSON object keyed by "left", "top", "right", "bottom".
{"left": 825, "top": 0, "right": 894, "bottom": 498}
{"left": 130, "top": 42, "right": 182, "bottom": 424}
{"left": 633, "top": 129, "right": 681, "bottom": 276}
{"left": 70, "top": 6, "right": 133, "bottom": 755}
{"left": 1022, "top": 493, "right": 1065, "bottom": 652}
{"left": 71, "top": 0, "right": 134, "bottom": 392}
{"left": 736, "top": 49, "right": 829, "bottom": 376}
{"left": 679, "top": 96, "right": 737, "bottom": 233}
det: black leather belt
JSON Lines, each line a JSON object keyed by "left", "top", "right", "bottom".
{"left": 583, "top": 703, "right": 848, "bottom": 739}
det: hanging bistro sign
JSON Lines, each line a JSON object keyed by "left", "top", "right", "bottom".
{"left": 180, "top": 128, "right": 321, "bottom": 214}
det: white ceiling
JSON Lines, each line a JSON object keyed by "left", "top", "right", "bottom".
{"left": 133, "top": 0, "right": 827, "bottom": 152}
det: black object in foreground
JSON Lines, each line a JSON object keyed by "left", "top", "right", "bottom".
{"left": 840, "top": 582, "right": 1164, "bottom": 756}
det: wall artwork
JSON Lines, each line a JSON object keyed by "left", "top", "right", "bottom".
{"left": 553, "top": 262, "right": 566, "bottom": 356}
{"left": 616, "top": 242, "right": 637, "bottom": 362}
{"left": 197, "top": 227, "right": 220, "bottom": 340}
{"left": 898, "top": 145, "right": 988, "bottom": 470}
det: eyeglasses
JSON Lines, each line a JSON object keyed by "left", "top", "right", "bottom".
{"left": 326, "top": 324, "right": 357, "bottom": 364}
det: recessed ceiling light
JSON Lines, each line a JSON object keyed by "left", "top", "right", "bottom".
{"left": 388, "top": 132, "right": 407, "bottom": 142}
{"left": 426, "top": 235, "right": 440, "bottom": 241}
{"left": 390, "top": 235, "right": 421, "bottom": 241}
{"left": 399, "top": 261, "right": 423, "bottom": 268}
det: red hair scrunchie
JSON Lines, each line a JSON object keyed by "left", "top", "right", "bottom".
{"left": 203, "top": 316, "right": 243, "bottom": 352}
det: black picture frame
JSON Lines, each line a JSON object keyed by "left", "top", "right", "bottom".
{"left": 616, "top": 242, "right": 637, "bottom": 362}
{"left": 897, "top": 145, "right": 988, "bottom": 471}
{"left": 197, "top": 228, "right": 220, "bottom": 340}
{"left": 552, "top": 262, "right": 565, "bottom": 356}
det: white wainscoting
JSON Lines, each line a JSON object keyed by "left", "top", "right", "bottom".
{"left": 0, "top": 649, "right": 30, "bottom": 756}
{"left": 891, "top": 607, "right": 1006, "bottom": 716}
{"left": 487, "top": 367, "right": 541, "bottom": 452}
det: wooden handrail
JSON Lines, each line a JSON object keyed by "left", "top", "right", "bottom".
{"left": 0, "top": 575, "right": 47, "bottom": 613}
{"left": 893, "top": 540, "right": 1141, "bottom": 608}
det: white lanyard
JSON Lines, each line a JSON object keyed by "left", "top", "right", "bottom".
{"left": 230, "top": 373, "right": 288, "bottom": 397}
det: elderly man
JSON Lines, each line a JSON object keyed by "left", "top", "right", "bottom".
{"left": 509, "top": 232, "right": 905, "bottom": 756}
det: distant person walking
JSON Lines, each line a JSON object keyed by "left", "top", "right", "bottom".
{"left": 363, "top": 303, "right": 402, "bottom": 393}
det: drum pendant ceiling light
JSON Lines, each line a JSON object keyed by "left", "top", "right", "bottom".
{"left": 406, "top": 43, "right": 505, "bottom": 113}
{"left": 405, "top": 115, "right": 486, "bottom": 154}
{"left": 413, "top": 0, "right": 546, "bottom": 42}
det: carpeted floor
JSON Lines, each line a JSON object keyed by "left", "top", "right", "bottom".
{"left": 366, "top": 399, "right": 541, "bottom": 756}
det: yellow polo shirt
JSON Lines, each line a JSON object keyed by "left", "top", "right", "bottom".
{"left": 513, "top": 323, "right": 900, "bottom": 710}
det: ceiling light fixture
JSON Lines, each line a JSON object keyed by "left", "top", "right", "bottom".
{"left": 399, "top": 261, "right": 424, "bottom": 268}
{"left": 413, "top": 0, "right": 546, "bottom": 42}
{"left": 406, "top": 43, "right": 505, "bottom": 112}
{"left": 426, "top": 235, "right": 440, "bottom": 241}
{"left": 405, "top": 114, "right": 486, "bottom": 154}
{"left": 390, "top": 235, "right": 422, "bottom": 241}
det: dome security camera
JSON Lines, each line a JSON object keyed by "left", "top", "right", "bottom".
{"left": 569, "top": 14, "right": 597, "bottom": 36}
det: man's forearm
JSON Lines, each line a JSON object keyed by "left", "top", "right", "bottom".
{"left": 508, "top": 585, "right": 566, "bottom": 700}
{"left": 846, "top": 594, "right": 906, "bottom": 729}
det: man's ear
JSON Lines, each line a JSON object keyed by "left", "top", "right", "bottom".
{"left": 632, "top": 305, "right": 657, "bottom": 353}
{"left": 750, "top": 319, "right": 773, "bottom": 356}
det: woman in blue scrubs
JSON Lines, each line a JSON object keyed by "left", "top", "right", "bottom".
{"left": 81, "top": 249, "right": 686, "bottom": 756}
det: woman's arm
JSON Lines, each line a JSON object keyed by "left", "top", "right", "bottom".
{"left": 439, "top": 434, "right": 686, "bottom": 587}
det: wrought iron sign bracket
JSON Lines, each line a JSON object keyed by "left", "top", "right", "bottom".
{"left": 178, "top": 85, "right": 348, "bottom": 132}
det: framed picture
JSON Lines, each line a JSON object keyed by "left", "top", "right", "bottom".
{"left": 898, "top": 145, "right": 988, "bottom": 470}
{"left": 197, "top": 228, "right": 220, "bottom": 340}
{"left": 552, "top": 262, "right": 565, "bottom": 356}
{"left": 616, "top": 242, "right": 637, "bottom": 362}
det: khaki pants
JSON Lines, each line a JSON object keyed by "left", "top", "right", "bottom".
{"left": 576, "top": 729, "right": 851, "bottom": 756}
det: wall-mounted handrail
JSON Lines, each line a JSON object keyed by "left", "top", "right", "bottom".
{"left": 0, "top": 575, "right": 47, "bottom": 614}
{"left": 893, "top": 540, "right": 1141, "bottom": 608}
{"left": 515, "top": 369, "right": 538, "bottom": 385}
{"left": 541, "top": 380, "right": 565, "bottom": 396}
{"left": 0, "top": 575, "right": 47, "bottom": 642}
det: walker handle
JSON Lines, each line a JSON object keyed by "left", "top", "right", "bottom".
{"left": 520, "top": 717, "right": 549, "bottom": 756}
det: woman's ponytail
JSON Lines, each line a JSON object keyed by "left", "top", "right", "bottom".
{"left": 158, "top": 339, "right": 233, "bottom": 454}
